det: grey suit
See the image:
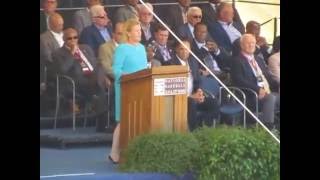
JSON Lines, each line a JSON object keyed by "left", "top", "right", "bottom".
{"left": 113, "top": 5, "right": 138, "bottom": 24}
{"left": 98, "top": 40, "right": 116, "bottom": 78}
{"left": 73, "top": 8, "right": 92, "bottom": 35}
{"left": 165, "top": 4, "right": 186, "bottom": 35}
{"left": 40, "top": 31, "right": 61, "bottom": 63}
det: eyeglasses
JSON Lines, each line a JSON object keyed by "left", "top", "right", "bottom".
{"left": 66, "top": 36, "right": 78, "bottom": 40}
{"left": 192, "top": 15, "right": 202, "bottom": 19}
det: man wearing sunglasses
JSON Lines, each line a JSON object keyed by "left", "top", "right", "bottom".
{"left": 79, "top": 4, "right": 112, "bottom": 57}
{"left": 178, "top": 6, "right": 211, "bottom": 42}
{"left": 52, "top": 28, "right": 109, "bottom": 132}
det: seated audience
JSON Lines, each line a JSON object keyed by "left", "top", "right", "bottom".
{"left": 207, "top": 2, "right": 244, "bottom": 55}
{"left": 113, "top": 0, "right": 139, "bottom": 24}
{"left": 149, "top": 24, "right": 175, "bottom": 65}
{"left": 201, "top": 0, "right": 244, "bottom": 32}
{"left": 268, "top": 36, "right": 280, "bottom": 86}
{"left": 137, "top": 3, "right": 157, "bottom": 45}
{"left": 72, "top": 0, "right": 102, "bottom": 35}
{"left": 165, "top": 39, "right": 219, "bottom": 131}
{"left": 177, "top": 6, "right": 205, "bottom": 41}
{"left": 230, "top": 34, "right": 279, "bottom": 129}
{"left": 40, "top": 0, "right": 58, "bottom": 34}
{"left": 52, "top": 28, "right": 108, "bottom": 130}
{"left": 98, "top": 22, "right": 125, "bottom": 79}
{"left": 165, "top": 0, "right": 191, "bottom": 35}
{"left": 191, "top": 22, "right": 231, "bottom": 83}
{"left": 79, "top": 4, "right": 113, "bottom": 56}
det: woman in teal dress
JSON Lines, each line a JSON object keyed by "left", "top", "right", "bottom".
{"left": 108, "top": 18, "right": 147, "bottom": 163}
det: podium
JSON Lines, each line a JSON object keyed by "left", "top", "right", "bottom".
{"left": 119, "top": 65, "right": 189, "bottom": 157}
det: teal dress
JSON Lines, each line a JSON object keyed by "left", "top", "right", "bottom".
{"left": 112, "top": 43, "right": 147, "bottom": 122}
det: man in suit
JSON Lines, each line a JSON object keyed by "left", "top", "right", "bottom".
{"left": 113, "top": 0, "right": 139, "bottom": 24}
{"left": 177, "top": 6, "right": 204, "bottom": 41}
{"left": 52, "top": 28, "right": 109, "bottom": 132}
{"left": 79, "top": 4, "right": 112, "bottom": 57}
{"left": 40, "top": 12, "right": 64, "bottom": 84}
{"left": 149, "top": 24, "right": 175, "bottom": 65}
{"left": 137, "top": 3, "right": 157, "bottom": 46}
{"left": 231, "top": 34, "right": 279, "bottom": 129}
{"left": 72, "top": 0, "right": 102, "bottom": 35}
{"left": 201, "top": 0, "right": 244, "bottom": 31}
{"left": 165, "top": 0, "right": 191, "bottom": 35}
{"left": 166, "top": 39, "right": 219, "bottom": 131}
{"left": 98, "top": 22, "right": 124, "bottom": 79}
{"left": 233, "top": 21, "right": 271, "bottom": 60}
{"left": 207, "top": 2, "right": 244, "bottom": 55}
{"left": 40, "top": 0, "right": 58, "bottom": 34}
{"left": 191, "top": 22, "right": 231, "bottom": 84}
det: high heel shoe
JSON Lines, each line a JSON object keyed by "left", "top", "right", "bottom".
{"left": 108, "top": 155, "right": 119, "bottom": 164}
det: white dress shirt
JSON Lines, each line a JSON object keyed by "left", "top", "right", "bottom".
{"left": 218, "top": 21, "right": 241, "bottom": 43}
{"left": 187, "top": 23, "right": 195, "bottom": 38}
{"left": 50, "top": 30, "right": 64, "bottom": 47}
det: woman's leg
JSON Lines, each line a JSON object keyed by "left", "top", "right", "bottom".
{"left": 109, "top": 123, "right": 120, "bottom": 162}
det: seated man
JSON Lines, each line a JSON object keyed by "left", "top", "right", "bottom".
{"left": 191, "top": 22, "right": 231, "bottom": 84}
{"left": 207, "top": 2, "right": 244, "bottom": 56}
{"left": 72, "top": 0, "right": 102, "bottom": 35}
{"left": 165, "top": 38, "right": 219, "bottom": 131}
{"left": 231, "top": 34, "right": 280, "bottom": 129}
{"left": 52, "top": 28, "right": 108, "bottom": 131}
{"left": 148, "top": 24, "right": 175, "bottom": 65}
{"left": 79, "top": 4, "right": 112, "bottom": 56}
{"left": 137, "top": 3, "right": 157, "bottom": 46}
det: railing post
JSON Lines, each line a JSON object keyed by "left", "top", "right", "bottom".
{"left": 274, "top": 17, "right": 277, "bottom": 42}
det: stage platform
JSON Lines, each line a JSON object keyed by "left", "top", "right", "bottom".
{"left": 40, "top": 127, "right": 113, "bottom": 148}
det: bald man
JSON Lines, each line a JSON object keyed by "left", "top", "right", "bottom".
{"left": 40, "top": 12, "right": 65, "bottom": 85}
{"left": 230, "top": 34, "right": 279, "bottom": 129}
{"left": 40, "top": 0, "right": 58, "bottom": 34}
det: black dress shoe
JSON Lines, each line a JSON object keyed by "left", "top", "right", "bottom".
{"left": 108, "top": 155, "right": 119, "bottom": 164}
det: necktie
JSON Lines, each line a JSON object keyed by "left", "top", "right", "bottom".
{"left": 74, "top": 49, "right": 93, "bottom": 75}
{"left": 182, "top": 7, "right": 188, "bottom": 24}
{"left": 250, "top": 58, "right": 270, "bottom": 94}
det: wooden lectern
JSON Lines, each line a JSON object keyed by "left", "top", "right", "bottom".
{"left": 119, "top": 65, "right": 189, "bottom": 158}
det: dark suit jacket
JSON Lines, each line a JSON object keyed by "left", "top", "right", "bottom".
{"left": 79, "top": 24, "right": 113, "bottom": 57}
{"left": 166, "top": 55, "right": 201, "bottom": 89}
{"left": 201, "top": 4, "right": 244, "bottom": 33}
{"left": 177, "top": 23, "right": 194, "bottom": 41}
{"left": 140, "top": 22, "right": 157, "bottom": 46}
{"left": 152, "top": 43, "right": 175, "bottom": 65}
{"left": 52, "top": 44, "right": 106, "bottom": 94}
{"left": 230, "top": 53, "right": 277, "bottom": 93}
{"left": 165, "top": 5, "right": 185, "bottom": 35}
{"left": 208, "top": 20, "right": 244, "bottom": 54}
{"left": 191, "top": 39, "right": 231, "bottom": 70}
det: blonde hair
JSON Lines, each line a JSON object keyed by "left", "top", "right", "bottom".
{"left": 121, "top": 18, "right": 140, "bottom": 42}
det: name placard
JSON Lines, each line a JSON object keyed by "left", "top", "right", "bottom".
{"left": 154, "top": 77, "right": 187, "bottom": 96}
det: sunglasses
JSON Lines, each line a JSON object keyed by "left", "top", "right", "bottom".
{"left": 192, "top": 15, "right": 202, "bottom": 19}
{"left": 67, "top": 36, "right": 78, "bottom": 40}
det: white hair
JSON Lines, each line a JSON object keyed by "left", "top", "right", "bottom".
{"left": 90, "top": 4, "right": 105, "bottom": 17}
{"left": 187, "top": 6, "right": 202, "bottom": 17}
{"left": 137, "top": 3, "right": 153, "bottom": 13}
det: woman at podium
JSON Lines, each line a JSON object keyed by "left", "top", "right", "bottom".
{"left": 109, "top": 18, "right": 148, "bottom": 163}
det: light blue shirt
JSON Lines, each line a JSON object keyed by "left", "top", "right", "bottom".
{"left": 218, "top": 21, "right": 241, "bottom": 43}
{"left": 95, "top": 25, "right": 111, "bottom": 42}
